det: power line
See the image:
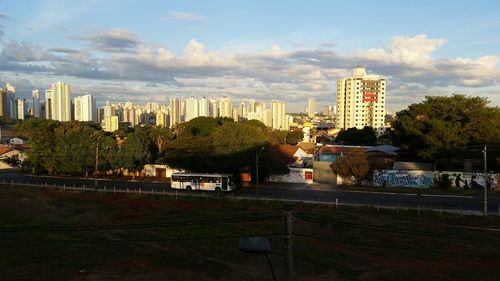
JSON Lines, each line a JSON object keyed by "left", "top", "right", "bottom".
{"left": 1, "top": 233, "right": 282, "bottom": 244}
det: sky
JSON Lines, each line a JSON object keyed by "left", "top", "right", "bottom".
{"left": 0, "top": 0, "right": 499, "bottom": 113}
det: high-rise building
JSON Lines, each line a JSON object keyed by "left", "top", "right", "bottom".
{"left": 49, "top": 81, "right": 71, "bottom": 121}
{"left": 308, "top": 97, "right": 316, "bottom": 118}
{"left": 199, "top": 97, "right": 209, "bottom": 117}
{"left": 169, "top": 98, "right": 180, "bottom": 127}
{"left": 156, "top": 111, "right": 168, "bottom": 128}
{"left": 209, "top": 99, "right": 218, "bottom": 118}
{"left": 16, "top": 98, "right": 26, "bottom": 120}
{"left": 103, "top": 116, "right": 119, "bottom": 132}
{"left": 45, "top": 89, "right": 53, "bottom": 120}
{"left": 185, "top": 96, "right": 199, "bottom": 122}
{"left": 0, "top": 83, "right": 16, "bottom": 119}
{"left": 271, "top": 100, "right": 287, "bottom": 130}
{"left": 74, "top": 94, "right": 96, "bottom": 122}
{"left": 32, "top": 89, "right": 41, "bottom": 118}
{"left": 219, "top": 97, "right": 232, "bottom": 118}
{"left": 336, "top": 66, "right": 386, "bottom": 135}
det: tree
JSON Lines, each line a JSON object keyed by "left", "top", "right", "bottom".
{"left": 393, "top": 95, "right": 500, "bottom": 160}
{"left": 286, "top": 131, "right": 304, "bottom": 145}
{"left": 330, "top": 148, "right": 369, "bottom": 185}
{"left": 335, "top": 126, "right": 377, "bottom": 145}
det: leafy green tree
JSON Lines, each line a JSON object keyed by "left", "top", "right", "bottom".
{"left": 335, "top": 126, "right": 377, "bottom": 145}
{"left": 14, "top": 119, "right": 60, "bottom": 175}
{"left": 182, "top": 117, "right": 220, "bottom": 137}
{"left": 330, "top": 148, "right": 369, "bottom": 185}
{"left": 115, "top": 127, "right": 154, "bottom": 177}
{"left": 286, "top": 131, "right": 304, "bottom": 145}
{"left": 393, "top": 95, "right": 500, "bottom": 160}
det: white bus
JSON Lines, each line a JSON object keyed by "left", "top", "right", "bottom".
{"left": 170, "top": 173, "right": 236, "bottom": 192}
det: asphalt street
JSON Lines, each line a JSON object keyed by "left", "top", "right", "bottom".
{"left": 1, "top": 172, "right": 499, "bottom": 215}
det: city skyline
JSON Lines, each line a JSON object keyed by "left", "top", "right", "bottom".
{"left": 0, "top": 1, "right": 499, "bottom": 112}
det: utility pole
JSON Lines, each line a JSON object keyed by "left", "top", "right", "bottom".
{"left": 283, "top": 204, "right": 293, "bottom": 281}
{"left": 483, "top": 145, "right": 487, "bottom": 216}
{"left": 256, "top": 147, "right": 264, "bottom": 199}
{"left": 95, "top": 142, "right": 99, "bottom": 188}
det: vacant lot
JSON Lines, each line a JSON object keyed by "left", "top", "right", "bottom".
{"left": 0, "top": 185, "right": 499, "bottom": 281}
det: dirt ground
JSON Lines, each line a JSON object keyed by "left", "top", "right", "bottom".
{"left": 1, "top": 186, "right": 499, "bottom": 281}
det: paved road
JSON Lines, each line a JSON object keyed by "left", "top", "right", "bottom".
{"left": 1, "top": 172, "right": 499, "bottom": 214}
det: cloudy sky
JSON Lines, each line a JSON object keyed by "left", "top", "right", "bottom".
{"left": 0, "top": 0, "right": 499, "bottom": 113}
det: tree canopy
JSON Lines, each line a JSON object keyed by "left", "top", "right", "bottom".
{"left": 393, "top": 95, "right": 500, "bottom": 160}
{"left": 335, "top": 126, "right": 377, "bottom": 145}
{"left": 330, "top": 147, "right": 369, "bottom": 185}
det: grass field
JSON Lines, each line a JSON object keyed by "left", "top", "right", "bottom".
{"left": 1, "top": 185, "right": 499, "bottom": 281}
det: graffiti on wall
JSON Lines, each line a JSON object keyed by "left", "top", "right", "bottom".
{"left": 435, "top": 171, "right": 499, "bottom": 190}
{"left": 374, "top": 170, "right": 434, "bottom": 188}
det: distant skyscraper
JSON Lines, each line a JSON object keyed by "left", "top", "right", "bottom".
{"left": 308, "top": 97, "right": 316, "bottom": 118}
{"left": 44, "top": 89, "right": 53, "bottom": 120}
{"left": 32, "top": 89, "right": 41, "bottom": 118}
{"left": 49, "top": 81, "right": 71, "bottom": 121}
{"left": 209, "top": 99, "right": 218, "bottom": 118}
{"left": 156, "top": 111, "right": 168, "bottom": 128}
{"left": 199, "top": 97, "right": 209, "bottom": 117}
{"left": 103, "top": 116, "right": 119, "bottom": 132}
{"left": 74, "top": 94, "right": 96, "bottom": 122}
{"left": 185, "top": 96, "right": 199, "bottom": 122}
{"left": 272, "top": 100, "right": 287, "bottom": 130}
{"left": 337, "top": 66, "right": 386, "bottom": 135}
{"left": 0, "top": 83, "right": 16, "bottom": 119}
{"left": 169, "top": 98, "right": 180, "bottom": 127}
{"left": 16, "top": 98, "right": 26, "bottom": 120}
{"left": 219, "top": 97, "right": 232, "bottom": 118}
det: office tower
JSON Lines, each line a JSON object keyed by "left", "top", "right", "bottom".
{"left": 74, "top": 94, "right": 96, "bottom": 122}
{"left": 169, "top": 98, "right": 180, "bottom": 127}
{"left": 199, "top": 97, "right": 209, "bottom": 117}
{"left": 337, "top": 66, "right": 386, "bottom": 135}
{"left": 32, "top": 89, "right": 41, "bottom": 118}
{"left": 209, "top": 99, "right": 218, "bottom": 118}
{"left": 16, "top": 98, "right": 26, "bottom": 120}
{"left": 185, "top": 96, "right": 199, "bottom": 122}
{"left": 271, "top": 100, "right": 287, "bottom": 130}
{"left": 49, "top": 81, "right": 71, "bottom": 121}
{"left": 45, "top": 89, "right": 53, "bottom": 120}
{"left": 219, "top": 97, "right": 232, "bottom": 118}
{"left": 308, "top": 97, "right": 316, "bottom": 118}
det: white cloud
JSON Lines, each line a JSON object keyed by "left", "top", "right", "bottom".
{"left": 356, "top": 34, "right": 445, "bottom": 68}
{"left": 160, "top": 11, "right": 206, "bottom": 21}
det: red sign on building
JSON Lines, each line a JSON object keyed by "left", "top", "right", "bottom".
{"left": 363, "top": 92, "right": 378, "bottom": 103}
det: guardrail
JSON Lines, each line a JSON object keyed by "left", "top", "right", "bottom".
{"left": 1, "top": 179, "right": 499, "bottom": 216}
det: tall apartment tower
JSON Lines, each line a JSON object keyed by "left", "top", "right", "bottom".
{"left": 16, "top": 98, "right": 26, "bottom": 120}
{"left": 74, "top": 94, "right": 96, "bottom": 122}
{"left": 271, "top": 100, "right": 287, "bottom": 130}
{"left": 49, "top": 81, "right": 71, "bottom": 121}
{"left": 169, "top": 98, "right": 180, "bottom": 127}
{"left": 199, "top": 97, "right": 209, "bottom": 117}
{"left": 45, "top": 89, "right": 53, "bottom": 119}
{"left": 336, "top": 66, "right": 386, "bottom": 135}
{"left": 32, "top": 89, "right": 41, "bottom": 118}
{"left": 308, "top": 97, "right": 316, "bottom": 118}
{"left": 185, "top": 96, "right": 199, "bottom": 122}
{"left": 219, "top": 97, "right": 232, "bottom": 118}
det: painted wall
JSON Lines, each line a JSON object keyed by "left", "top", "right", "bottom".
{"left": 269, "top": 167, "right": 314, "bottom": 184}
{"left": 373, "top": 170, "right": 434, "bottom": 188}
{"left": 434, "top": 171, "right": 499, "bottom": 190}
